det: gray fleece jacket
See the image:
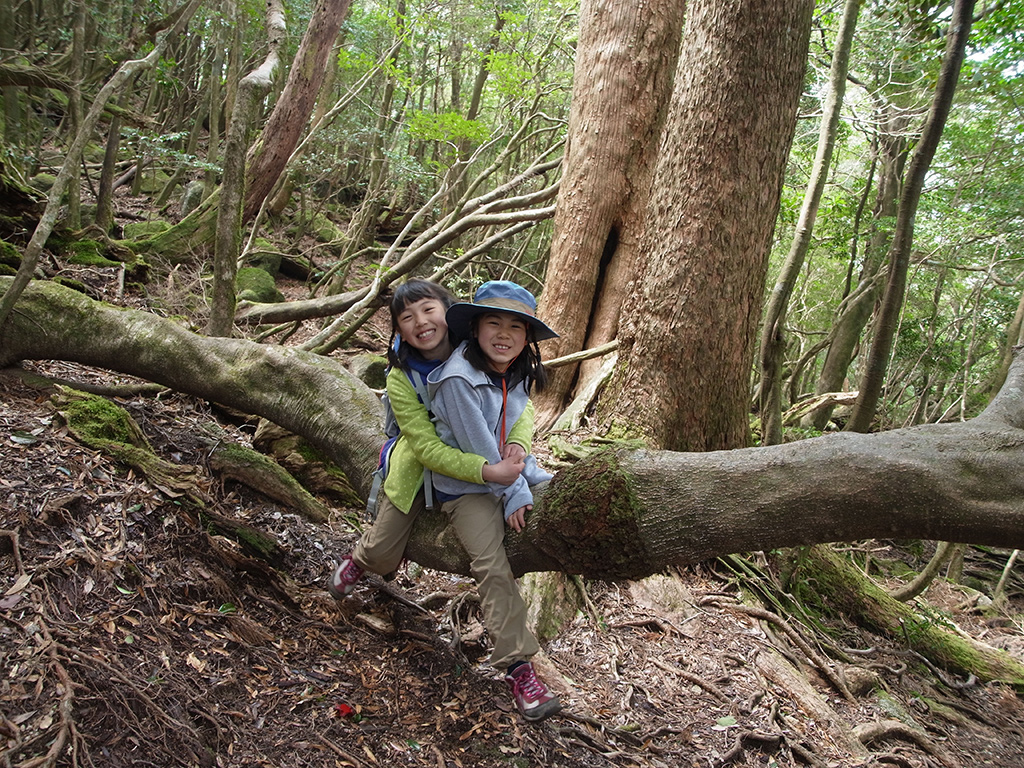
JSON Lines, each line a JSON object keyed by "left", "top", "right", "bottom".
{"left": 427, "top": 342, "right": 552, "bottom": 518}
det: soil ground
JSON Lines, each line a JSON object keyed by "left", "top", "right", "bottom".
{"left": 3, "top": 264, "right": 1024, "bottom": 768}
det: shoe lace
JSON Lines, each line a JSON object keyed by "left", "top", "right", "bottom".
{"left": 338, "top": 559, "right": 362, "bottom": 584}
{"left": 513, "top": 665, "right": 546, "bottom": 699}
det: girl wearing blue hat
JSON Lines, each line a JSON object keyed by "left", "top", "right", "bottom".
{"left": 425, "top": 280, "right": 562, "bottom": 722}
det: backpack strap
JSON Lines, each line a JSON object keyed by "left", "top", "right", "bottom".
{"left": 365, "top": 436, "right": 399, "bottom": 521}
{"left": 407, "top": 371, "right": 435, "bottom": 510}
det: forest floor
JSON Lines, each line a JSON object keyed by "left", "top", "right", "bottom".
{"left": 3, "top": 262, "right": 1024, "bottom": 768}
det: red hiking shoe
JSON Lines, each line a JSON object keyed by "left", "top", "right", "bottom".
{"left": 505, "top": 662, "right": 562, "bottom": 722}
{"left": 327, "top": 554, "right": 364, "bottom": 599}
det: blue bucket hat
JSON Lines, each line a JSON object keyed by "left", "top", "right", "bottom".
{"left": 446, "top": 281, "right": 558, "bottom": 342}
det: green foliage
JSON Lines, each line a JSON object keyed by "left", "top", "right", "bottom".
{"left": 405, "top": 111, "right": 491, "bottom": 144}
{"left": 120, "top": 128, "right": 221, "bottom": 176}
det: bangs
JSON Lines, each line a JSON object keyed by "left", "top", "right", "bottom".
{"left": 391, "top": 279, "right": 455, "bottom": 318}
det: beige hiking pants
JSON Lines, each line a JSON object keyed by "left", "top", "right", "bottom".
{"left": 441, "top": 491, "right": 539, "bottom": 670}
{"left": 351, "top": 490, "right": 422, "bottom": 576}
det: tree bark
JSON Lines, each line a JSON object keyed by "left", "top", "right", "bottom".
{"left": 846, "top": 0, "right": 975, "bottom": 432}
{"left": 533, "top": 0, "right": 685, "bottom": 430}
{"left": 6, "top": 278, "right": 1024, "bottom": 584}
{"left": 596, "top": 0, "right": 814, "bottom": 452}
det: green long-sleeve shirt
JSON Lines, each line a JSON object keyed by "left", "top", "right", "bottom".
{"left": 381, "top": 366, "right": 534, "bottom": 513}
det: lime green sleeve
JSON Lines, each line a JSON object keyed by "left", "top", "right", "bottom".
{"left": 506, "top": 397, "right": 535, "bottom": 452}
{"left": 387, "top": 368, "right": 486, "bottom": 484}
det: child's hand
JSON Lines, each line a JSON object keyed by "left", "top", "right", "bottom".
{"left": 482, "top": 454, "right": 525, "bottom": 485}
{"left": 501, "top": 443, "right": 527, "bottom": 463}
{"left": 506, "top": 505, "right": 530, "bottom": 532}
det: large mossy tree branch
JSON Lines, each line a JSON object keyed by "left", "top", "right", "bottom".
{"left": 4, "top": 278, "right": 1024, "bottom": 583}
{"left": 0, "top": 279, "right": 383, "bottom": 501}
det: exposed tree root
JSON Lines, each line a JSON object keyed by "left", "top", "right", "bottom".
{"left": 705, "top": 596, "right": 855, "bottom": 702}
{"left": 716, "top": 729, "right": 782, "bottom": 767}
{"left": 795, "top": 544, "right": 1024, "bottom": 687}
{"left": 853, "top": 718, "right": 958, "bottom": 768}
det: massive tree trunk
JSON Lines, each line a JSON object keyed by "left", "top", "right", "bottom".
{"left": 5, "top": 277, "right": 1024, "bottom": 583}
{"left": 595, "top": 0, "right": 814, "bottom": 452}
{"left": 533, "top": 0, "right": 685, "bottom": 430}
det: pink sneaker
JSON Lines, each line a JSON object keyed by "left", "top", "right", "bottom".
{"left": 505, "top": 662, "right": 562, "bottom": 722}
{"left": 328, "top": 554, "right": 364, "bottom": 598}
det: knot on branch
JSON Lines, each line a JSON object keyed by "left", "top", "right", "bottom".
{"left": 536, "top": 450, "right": 650, "bottom": 580}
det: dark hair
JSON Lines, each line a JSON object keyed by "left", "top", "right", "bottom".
{"left": 463, "top": 315, "right": 548, "bottom": 393}
{"left": 387, "top": 279, "right": 457, "bottom": 370}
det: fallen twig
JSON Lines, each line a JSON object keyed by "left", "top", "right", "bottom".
{"left": 651, "top": 657, "right": 730, "bottom": 703}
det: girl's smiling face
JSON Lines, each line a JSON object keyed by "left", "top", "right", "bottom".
{"left": 474, "top": 312, "right": 528, "bottom": 371}
{"left": 397, "top": 297, "right": 452, "bottom": 360}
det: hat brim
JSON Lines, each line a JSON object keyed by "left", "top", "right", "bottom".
{"left": 446, "top": 302, "right": 559, "bottom": 342}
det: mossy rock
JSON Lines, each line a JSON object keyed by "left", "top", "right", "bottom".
{"left": 67, "top": 239, "right": 120, "bottom": 268}
{"left": 245, "top": 241, "right": 282, "bottom": 276}
{"left": 123, "top": 220, "right": 171, "bottom": 239}
{"left": 349, "top": 354, "right": 388, "bottom": 389}
{"left": 236, "top": 266, "right": 284, "bottom": 304}
{"left": 0, "top": 239, "right": 21, "bottom": 269}
{"left": 82, "top": 142, "right": 107, "bottom": 165}
{"left": 289, "top": 212, "right": 343, "bottom": 244}
{"left": 29, "top": 173, "right": 58, "bottom": 193}
{"left": 180, "top": 180, "right": 205, "bottom": 216}
{"left": 135, "top": 170, "right": 172, "bottom": 195}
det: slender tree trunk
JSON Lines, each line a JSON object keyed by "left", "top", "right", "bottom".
{"left": 846, "top": 0, "right": 975, "bottom": 432}
{"left": 983, "top": 285, "right": 1024, "bottom": 399}
{"left": 803, "top": 110, "right": 907, "bottom": 430}
{"left": 207, "top": 0, "right": 287, "bottom": 337}
{"left": 204, "top": 21, "right": 224, "bottom": 199}
{"left": 441, "top": 8, "right": 505, "bottom": 217}
{"left": 533, "top": 0, "right": 685, "bottom": 430}
{"left": 241, "top": 0, "right": 352, "bottom": 221}
{"left": 596, "top": 0, "right": 814, "bottom": 452}
{"left": 758, "top": 0, "right": 862, "bottom": 445}
{"left": 95, "top": 94, "right": 125, "bottom": 233}
{"left": 66, "top": 0, "right": 86, "bottom": 230}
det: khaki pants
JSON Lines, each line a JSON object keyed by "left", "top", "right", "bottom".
{"left": 441, "top": 492, "right": 539, "bottom": 670}
{"left": 352, "top": 491, "right": 422, "bottom": 576}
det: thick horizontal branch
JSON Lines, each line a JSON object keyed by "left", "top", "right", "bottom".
{"left": 5, "top": 278, "right": 1024, "bottom": 583}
